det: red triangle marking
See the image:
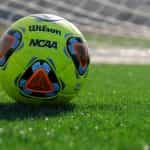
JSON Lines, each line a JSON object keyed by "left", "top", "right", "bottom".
{"left": 0, "top": 35, "right": 15, "bottom": 58}
{"left": 73, "top": 43, "right": 88, "bottom": 68}
{"left": 25, "top": 68, "right": 54, "bottom": 94}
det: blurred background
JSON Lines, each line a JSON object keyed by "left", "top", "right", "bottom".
{"left": 1, "top": 0, "right": 150, "bottom": 64}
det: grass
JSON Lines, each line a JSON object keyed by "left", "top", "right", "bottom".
{"left": 0, "top": 64, "right": 150, "bottom": 150}
{"left": 85, "top": 33, "right": 150, "bottom": 49}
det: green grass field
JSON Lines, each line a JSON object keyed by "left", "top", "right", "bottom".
{"left": 0, "top": 65, "right": 150, "bottom": 150}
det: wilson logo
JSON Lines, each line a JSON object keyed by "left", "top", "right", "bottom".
{"left": 29, "top": 39, "right": 57, "bottom": 49}
{"left": 29, "top": 25, "right": 61, "bottom": 36}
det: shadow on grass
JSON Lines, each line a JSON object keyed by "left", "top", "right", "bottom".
{"left": 0, "top": 102, "right": 75, "bottom": 121}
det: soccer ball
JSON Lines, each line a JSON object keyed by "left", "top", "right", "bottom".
{"left": 0, "top": 14, "right": 90, "bottom": 104}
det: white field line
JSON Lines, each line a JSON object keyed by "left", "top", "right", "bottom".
{"left": 90, "top": 48, "right": 150, "bottom": 64}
